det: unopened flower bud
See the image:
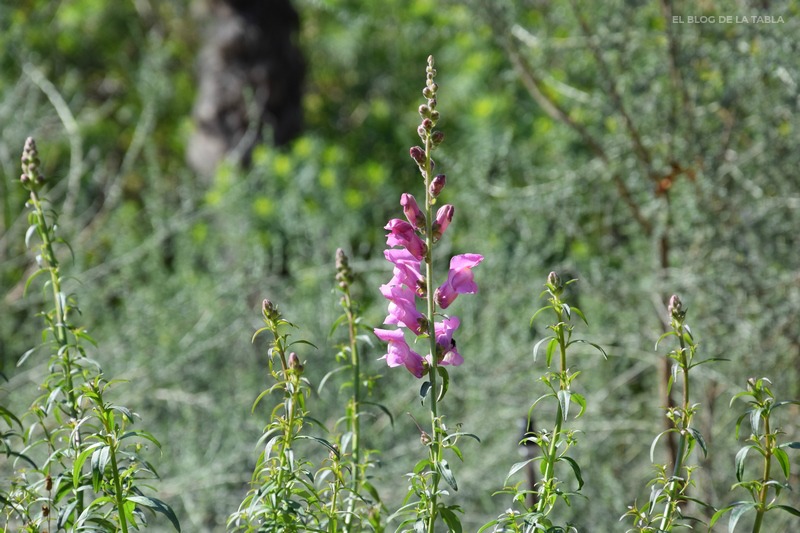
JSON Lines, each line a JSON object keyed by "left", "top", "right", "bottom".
{"left": 417, "top": 125, "right": 426, "bottom": 141}
{"left": 288, "top": 352, "right": 304, "bottom": 373}
{"left": 430, "top": 174, "right": 446, "bottom": 197}
{"left": 420, "top": 431, "right": 432, "bottom": 446}
{"left": 668, "top": 295, "right": 684, "bottom": 321}
{"left": 430, "top": 110, "right": 440, "bottom": 122}
{"left": 262, "top": 299, "right": 279, "bottom": 321}
{"left": 547, "top": 271, "right": 563, "bottom": 295}
{"left": 401, "top": 193, "right": 426, "bottom": 230}
{"left": 432, "top": 204, "right": 454, "bottom": 241}
{"left": 422, "top": 86, "right": 434, "bottom": 99}
{"left": 431, "top": 130, "right": 444, "bottom": 146}
{"left": 418, "top": 104, "right": 430, "bottom": 118}
{"left": 421, "top": 118, "right": 433, "bottom": 132}
{"left": 409, "top": 146, "right": 425, "bottom": 166}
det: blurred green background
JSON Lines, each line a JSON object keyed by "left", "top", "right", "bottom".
{"left": 2, "top": 0, "right": 799, "bottom": 530}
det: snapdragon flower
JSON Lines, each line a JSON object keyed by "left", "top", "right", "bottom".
{"left": 435, "top": 254, "right": 484, "bottom": 309}
{"left": 385, "top": 219, "right": 427, "bottom": 260}
{"left": 432, "top": 316, "right": 463, "bottom": 366}
{"left": 374, "top": 328, "right": 426, "bottom": 378}
{"left": 385, "top": 248, "right": 425, "bottom": 296}
{"left": 380, "top": 283, "right": 426, "bottom": 335}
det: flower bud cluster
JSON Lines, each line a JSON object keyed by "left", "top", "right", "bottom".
{"left": 410, "top": 56, "right": 447, "bottom": 191}
{"left": 20, "top": 137, "right": 45, "bottom": 191}
{"left": 374, "top": 56, "right": 483, "bottom": 379}
{"left": 262, "top": 298, "right": 280, "bottom": 323}
{"left": 335, "top": 248, "right": 354, "bottom": 291}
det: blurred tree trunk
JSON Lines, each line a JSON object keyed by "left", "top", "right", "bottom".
{"left": 187, "top": 0, "right": 305, "bottom": 177}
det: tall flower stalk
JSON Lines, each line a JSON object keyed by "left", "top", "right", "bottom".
{"left": 376, "top": 56, "right": 482, "bottom": 532}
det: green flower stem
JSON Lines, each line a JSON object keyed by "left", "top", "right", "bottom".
{"left": 752, "top": 414, "right": 772, "bottom": 533}
{"left": 424, "top": 122, "right": 442, "bottom": 533}
{"left": 536, "top": 302, "right": 567, "bottom": 514}
{"left": 29, "top": 190, "right": 76, "bottom": 408}
{"left": 341, "top": 284, "right": 361, "bottom": 533}
{"left": 28, "top": 188, "right": 84, "bottom": 518}
{"left": 106, "top": 433, "right": 129, "bottom": 533}
{"left": 659, "top": 327, "right": 690, "bottom": 531}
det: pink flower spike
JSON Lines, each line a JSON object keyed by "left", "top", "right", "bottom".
{"left": 374, "top": 328, "right": 426, "bottom": 378}
{"left": 434, "top": 253, "right": 484, "bottom": 309}
{"left": 385, "top": 219, "right": 427, "bottom": 260}
{"left": 401, "top": 193, "right": 426, "bottom": 230}
{"left": 380, "top": 284, "right": 426, "bottom": 335}
{"left": 432, "top": 316, "right": 463, "bottom": 366}
{"left": 432, "top": 204, "right": 454, "bottom": 241}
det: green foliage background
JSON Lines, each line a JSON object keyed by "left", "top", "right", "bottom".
{"left": 1, "top": 0, "right": 799, "bottom": 530}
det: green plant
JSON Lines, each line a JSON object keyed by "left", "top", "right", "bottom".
{"left": 3, "top": 138, "right": 179, "bottom": 532}
{"left": 482, "top": 273, "right": 605, "bottom": 533}
{"left": 709, "top": 377, "right": 800, "bottom": 532}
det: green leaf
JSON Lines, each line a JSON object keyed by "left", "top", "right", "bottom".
{"left": 532, "top": 336, "right": 553, "bottom": 362}
{"left": 749, "top": 407, "right": 763, "bottom": 435}
{"left": 545, "top": 337, "right": 558, "bottom": 367}
{"left": 650, "top": 430, "right": 673, "bottom": 463}
{"left": 530, "top": 305, "right": 554, "bottom": 327}
{"left": 296, "top": 435, "right": 340, "bottom": 458}
{"left": 439, "top": 506, "right": 462, "bottom": 533}
{"left": 728, "top": 501, "right": 756, "bottom": 532}
{"left": 120, "top": 429, "right": 162, "bottom": 449}
{"left": 437, "top": 365, "right": 449, "bottom": 402}
{"left": 362, "top": 400, "right": 395, "bottom": 426}
{"left": 687, "top": 427, "right": 707, "bottom": 457}
{"left": 773, "top": 447, "right": 791, "bottom": 479}
{"left": 289, "top": 338, "right": 318, "bottom": 349}
{"left": 735, "top": 445, "right": 753, "bottom": 482}
{"left": 570, "top": 305, "right": 589, "bottom": 325}
{"left": 773, "top": 504, "right": 800, "bottom": 517}
{"left": 504, "top": 459, "right": 535, "bottom": 484}
{"left": 437, "top": 459, "right": 458, "bottom": 491}
{"left": 420, "top": 381, "right": 432, "bottom": 404}
{"left": 571, "top": 392, "right": 587, "bottom": 418}
{"left": 557, "top": 389, "right": 571, "bottom": 421}
{"left": 560, "top": 455, "right": 584, "bottom": 490}
{"left": 317, "top": 365, "right": 348, "bottom": 393}
{"left": 127, "top": 494, "right": 182, "bottom": 531}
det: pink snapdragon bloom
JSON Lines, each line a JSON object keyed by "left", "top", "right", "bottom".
{"left": 385, "top": 219, "right": 427, "bottom": 260}
{"left": 384, "top": 249, "right": 425, "bottom": 295}
{"left": 432, "top": 204, "right": 454, "bottom": 242}
{"left": 374, "top": 328, "right": 426, "bottom": 378}
{"left": 380, "top": 284, "right": 426, "bottom": 335}
{"left": 401, "top": 193, "right": 426, "bottom": 230}
{"left": 434, "top": 253, "right": 484, "bottom": 309}
{"left": 432, "top": 316, "right": 463, "bottom": 366}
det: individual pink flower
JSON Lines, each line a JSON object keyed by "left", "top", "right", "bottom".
{"left": 432, "top": 204, "right": 454, "bottom": 242}
{"left": 385, "top": 249, "right": 425, "bottom": 295}
{"left": 431, "top": 316, "right": 463, "bottom": 366}
{"left": 385, "top": 219, "right": 427, "bottom": 260}
{"left": 380, "top": 284, "right": 426, "bottom": 335}
{"left": 401, "top": 193, "right": 426, "bottom": 230}
{"left": 434, "top": 253, "right": 484, "bottom": 309}
{"left": 374, "top": 328, "right": 426, "bottom": 378}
